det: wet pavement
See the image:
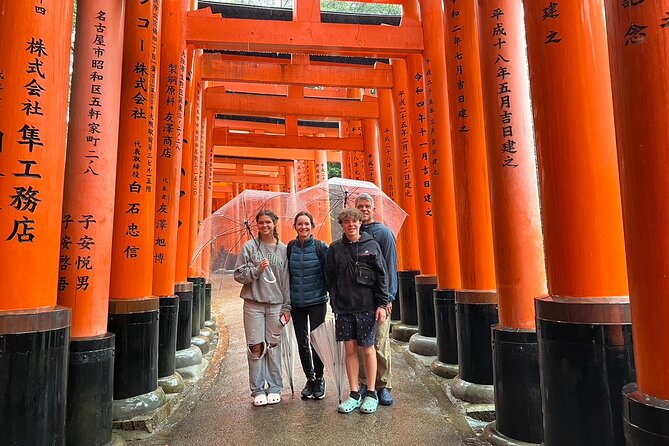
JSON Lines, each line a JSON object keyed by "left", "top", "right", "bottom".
{"left": 129, "top": 275, "right": 487, "bottom": 446}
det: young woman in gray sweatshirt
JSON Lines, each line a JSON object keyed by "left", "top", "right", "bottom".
{"left": 234, "top": 210, "right": 291, "bottom": 407}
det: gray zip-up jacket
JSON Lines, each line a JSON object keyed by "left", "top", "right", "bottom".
{"left": 234, "top": 239, "right": 291, "bottom": 313}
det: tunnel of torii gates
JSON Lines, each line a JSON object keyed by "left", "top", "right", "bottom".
{"left": 0, "top": 0, "right": 667, "bottom": 445}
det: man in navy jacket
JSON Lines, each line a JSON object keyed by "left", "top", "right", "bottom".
{"left": 355, "top": 192, "right": 398, "bottom": 406}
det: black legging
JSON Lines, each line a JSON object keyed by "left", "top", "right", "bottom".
{"left": 291, "top": 303, "right": 327, "bottom": 379}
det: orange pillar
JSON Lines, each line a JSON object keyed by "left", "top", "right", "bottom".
{"left": 108, "top": 0, "right": 164, "bottom": 406}
{"left": 152, "top": 0, "right": 188, "bottom": 385}
{"left": 58, "top": 2, "right": 124, "bottom": 442}
{"left": 477, "top": 1, "right": 547, "bottom": 442}
{"left": 524, "top": 2, "right": 633, "bottom": 444}
{"left": 405, "top": 54, "right": 437, "bottom": 276}
{"left": 387, "top": 64, "right": 422, "bottom": 326}
{"left": 415, "top": 0, "right": 461, "bottom": 290}
{"left": 285, "top": 163, "right": 296, "bottom": 193}
{"left": 174, "top": 45, "right": 196, "bottom": 353}
{"left": 362, "top": 118, "right": 381, "bottom": 187}
{"left": 314, "top": 144, "right": 332, "bottom": 243}
{"left": 187, "top": 65, "right": 205, "bottom": 338}
{"left": 604, "top": 1, "right": 669, "bottom": 441}
{"left": 377, "top": 87, "right": 404, "bottom": 269}
{"left": 0, "top": 1, "right": 73, "bottom": 442}
{"left": 389, "top": 61, "right": 421, "bottom": 273}
{"left": 441, "top": 0, "right": 499, "bottom": 391}
{"left": 340, "top": 120, "right": 353, "bottom": 179}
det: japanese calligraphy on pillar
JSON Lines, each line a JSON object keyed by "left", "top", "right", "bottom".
{"left": 448, "top": 0, "right": 471, "bottom": 135}
{"left": 541, "top": 2, "right": 563, "bottom": 45}
{"left": 381, "top": 125, "right": 395, "bottom": 200}
{"left": 408, "top": 66, "right": 433, "bottom": 217}
{"left": 394, "top": 90, "right": 413, "bottom": 200}
{"left": 7, "top": 12, "right": 52, "bottom": 247}
{"left": 423, "top": 58, "right": 440, "bottom": 178}
{"left": 113, "top": 0, "right": 159, "bottom": 271}
{"left": 615, "top": 0, "right": 668, "bottom": 46}
{"left": 489, "top": 7, "right": 518, "bottom": 167}
{"left": 315, "top": 155, "right": 327, "bottom": 183}
{"left": 59, "top": 9, "right": 112, "bottom": 292}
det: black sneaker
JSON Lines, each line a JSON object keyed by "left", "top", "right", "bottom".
{"left": 312, "top": 377, "right": 326, "bottom": 400}
{"left": 301, "top": 378, "right": 315, "bottom": 399}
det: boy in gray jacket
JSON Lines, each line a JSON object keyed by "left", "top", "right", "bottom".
{"left": 234, "top": 210, "right": 291, "bottom": 407}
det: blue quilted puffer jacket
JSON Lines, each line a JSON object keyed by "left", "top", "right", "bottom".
{"left": 288, "top": 236, "right": 328, "bottom": 308}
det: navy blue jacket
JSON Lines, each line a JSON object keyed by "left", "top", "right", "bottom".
{"left": 288, "top": 236, "right": 329, "bottom": 308}
{"left": 361, "top": 222, "right": 398, "bottom": 301}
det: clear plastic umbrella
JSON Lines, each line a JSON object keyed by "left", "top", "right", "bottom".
{"left": 280, "top": 319, "right": 298, "bottom": 394}
{"left": 190, "top": 189, "right": 302, "bottom": 280}
{"left": 310, "top": 318, "right": 348, "bottom": 402}
{"left": 297, "top": 177, "right": 408, "bottom": 242}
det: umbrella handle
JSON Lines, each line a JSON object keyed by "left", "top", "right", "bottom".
{"left": 262, "top": 267, "right": 277, "bottom": 284}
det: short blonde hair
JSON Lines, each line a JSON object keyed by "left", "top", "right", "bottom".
{"left": 337, "top": 208, "right": 363, "bottom": 225}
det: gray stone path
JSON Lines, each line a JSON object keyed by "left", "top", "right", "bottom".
{"left": 130, "top": 275, "right": 486, "bottom": 446}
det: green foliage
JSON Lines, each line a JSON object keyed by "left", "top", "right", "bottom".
{"left": 327, "top": 162, "right": 342, "bottom": 178}
{"left": 205, "top": 0, "right": 401, "bottom": 15}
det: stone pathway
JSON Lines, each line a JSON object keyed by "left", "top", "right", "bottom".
{"left": 129, "top": 275, "right": 486, "bottom": 446}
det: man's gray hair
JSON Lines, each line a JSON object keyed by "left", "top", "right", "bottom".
{"left": 355, "top": 192, "right": 375, "bottom": 208}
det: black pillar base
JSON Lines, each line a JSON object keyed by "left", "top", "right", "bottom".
{"left": 67, "top": 333, "right": 115, "bottom": 446}
{"left": 398, "top": 270, "right": 419, "bottom": 326}
{"left": 0, "top": 306, "right": 71, "bottom": 446}
{"left": 205, "top": 282, "right": 212, "bottom": 321}
{"left": 536, "top": 296, "right": 635, "bottom": 446}
{"left": 434, "top": 288, "right": 458, "bottom": 365}
{"left": 108, "top": 298, "right": 159, "bottom": 400}
{"left": 623, "top": 383, "right": 669, "bottom": 445}
{"left": 416, "top": 275, "right": 437, "bottom": 337}
{"left": 158, "top": 295, "right": 179, "bottom": 379}
{"left": 455, "top": 290, "right": 498, "bottom": 385}
{"left": 188, "top": 277, "right": 202, "bottom": 337}
{"left": 492, "top": 325, "right": 543, "bottom": 444}
{"left": 198, "top": 278, "right": 205, "bottom": 329}
{"left": 175, "top": 282, "right": 193, "bottom": 351}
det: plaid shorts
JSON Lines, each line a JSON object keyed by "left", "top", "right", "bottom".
{"left": 335, "top": 311, "right": 377, "bottom": 347}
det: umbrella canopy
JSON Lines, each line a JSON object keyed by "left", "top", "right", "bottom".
{"left": 190, "top": 189, "right": 302, "bottom": 277}
{"left": 280, "top": 320, "right": 298, "bottom": 394}
{"left": 310, "top": 318, "right": 348, "bottom": 402}
{"left": 297, "top": 177, "right": 407, "bottom": 242}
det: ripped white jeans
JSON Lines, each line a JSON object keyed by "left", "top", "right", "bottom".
{"left": 243, "top": 300, "right": 284, "bottom": 397}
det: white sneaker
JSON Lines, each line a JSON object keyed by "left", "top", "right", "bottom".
{"left": 253, "top": 394, "right": 268, "bottom": 407}
{"left": 267, "top": 393, "right": 281, "bottom": 404}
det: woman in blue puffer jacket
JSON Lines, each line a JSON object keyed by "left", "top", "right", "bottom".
{"left": 288, "top": 211, "right": 329, "bottom": 400}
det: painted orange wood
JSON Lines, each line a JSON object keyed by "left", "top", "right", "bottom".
{"left": 444, "top": 0, "right": 496, "bottom": 291}
{"left": 605, "top": 0, "right": 669, "bottom": 398}
{"left": 525, "top": 0, "right": 628, "bottom": 297}
{"left": 477, "top": 0, "right": 546, "bottom": 329}
{"left": 58, "top": 0, "right": 124, "bottom": 336}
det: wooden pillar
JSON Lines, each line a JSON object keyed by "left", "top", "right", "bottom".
{"left": 524, "top": 2, "right": 633, "bottom": 444}
{"left": 108, "top": 0, "right": 164, "bottom": 408}
{"left": 58, "top": 2, "right": 124, "bottom": 444}
{"left": 174, "top": 45, "right": 196, "bottom": 355}
{"left": 285, "top": 163, "right": 296, "bottom": 193}
{"left": 152, "top": 0, "right": 188, "bottom": 388}
{"left": 405, "top": 54, "right": 437, "bottom": 276}
{"left": 604, "top": 1, "right": 669, "bottom": 443}
{"left": 443, "top": 0, "right": 499, "bottom": 393}
{"left": 477, "top": 1, "right": 547, "bottom": 443}
{"left": 0, "top": 1, "right": 74, "bottom": 443}
{"left": 362, "top": 117, "right": 381, "bottom": 187}
{"left": 389, "top": 61, "right": 421, "bottom": 274}
{"left": 377, "top": 87, "right": 404, "bottom": 269}
{"left": 415, "top": 0, "right": 461, "bottom": 290}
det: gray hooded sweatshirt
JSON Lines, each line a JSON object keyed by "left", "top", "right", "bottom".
{"left": 234, "top": 238, "right": 291, "bottom": 313}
